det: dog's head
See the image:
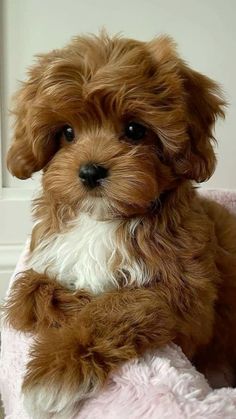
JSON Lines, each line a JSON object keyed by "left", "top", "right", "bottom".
{"left": 7, "top": 33, "right": 225, "bottom": 218}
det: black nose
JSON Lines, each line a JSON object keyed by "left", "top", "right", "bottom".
{"left": 79, "top": 163, "right": 108, "bottom": 188}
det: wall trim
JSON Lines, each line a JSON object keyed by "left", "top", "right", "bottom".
{"left": 0, "top": 243, "right": 24, "bottom": 301}
{"left": 0, "top": 243, "right": 24, "bottom": 271}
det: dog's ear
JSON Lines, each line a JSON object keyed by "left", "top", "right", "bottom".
{"left": 7, "top": 53, "right": 59, "bottom": 179}
{"left": 174, "top": 63, "right": 226, "bottom": 182}
{"left": 148, "top": 36, "right": 226, "bottom": 183}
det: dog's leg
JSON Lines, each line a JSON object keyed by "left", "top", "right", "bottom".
{"left": 22, "top": 286, "right": 214, "bottom": 417}
{"left": 2, "top": 269, "right": 92, "bottom": 333}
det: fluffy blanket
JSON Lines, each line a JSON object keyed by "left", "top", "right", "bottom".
{"left": 1, "top": 189, "right": 236, "bottom": 419}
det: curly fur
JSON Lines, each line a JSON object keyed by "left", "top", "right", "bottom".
{"left": 4, "top": 32, "right": 236, "bottom": 418}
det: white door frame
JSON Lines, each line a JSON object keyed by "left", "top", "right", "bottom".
{"left": 0, "top": 98, "right": 32, "bottom": 296}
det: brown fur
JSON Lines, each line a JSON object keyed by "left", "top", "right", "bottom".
{"left": 3, "top": 269, "right": 91, "bottom": 332}
{"left": 4, "top": 33, "right": 236, "bottom": 409}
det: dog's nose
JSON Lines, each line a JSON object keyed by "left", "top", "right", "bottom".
{"left": 79, "top": 163, "right": 108, "bottom": 188}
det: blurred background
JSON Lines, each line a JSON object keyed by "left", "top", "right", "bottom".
{"left": 0, "top": 0, "right": 236, "bottom": 299}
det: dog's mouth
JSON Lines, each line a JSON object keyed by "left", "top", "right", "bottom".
{"left": 79, "top": 196, "right": 113, "bottom": 220}
{"left": 79, "top": 188, "right": 160, "bottom": 221}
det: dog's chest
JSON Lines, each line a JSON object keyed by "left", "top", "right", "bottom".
{"left": 29, "top": 214, "right": 128, "bottom": 294}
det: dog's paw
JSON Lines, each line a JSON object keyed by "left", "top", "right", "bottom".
{"left": 23, "top": 384, "right": 79, "bottom": 419}
{"left": 3, "top": 269, "right": 92, "bottom": 333}
{"left": 22, "top": 332, "right": 107, "bottom": 417}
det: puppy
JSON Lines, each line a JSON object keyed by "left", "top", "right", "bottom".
{"left": 4, "top": 33, "right": 236, "bottom": 418}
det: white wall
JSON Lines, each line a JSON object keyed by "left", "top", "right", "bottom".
{"left": 0, "top": 0, "right": 236, "bottom": 297}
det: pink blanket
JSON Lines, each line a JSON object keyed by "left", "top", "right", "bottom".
{"left": 1, "top": 189, "right": 236, "bottom": 419}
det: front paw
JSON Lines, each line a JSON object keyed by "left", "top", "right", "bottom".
{"left": 22, "top": 331, "right": 108, "bottom": 418}
{"left": 2, "top": 269, "right": 45, "bottom": 332}
{"left": 23, "top": 385, "right": 79, "bottom": 419}
{"left": 3, "top": 270, "right": 92, "bottom": 333}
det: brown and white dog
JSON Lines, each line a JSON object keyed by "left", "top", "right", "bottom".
{"left": 4, "top": 33, "right": 236, "bottom": 418}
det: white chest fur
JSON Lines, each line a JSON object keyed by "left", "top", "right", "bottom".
{"left": 29, "top": 214, "right": 124, "bottom": 294}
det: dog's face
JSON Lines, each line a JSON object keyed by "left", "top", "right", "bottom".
{"left": 7, "top": 34, "right": 225, "bottom": 219}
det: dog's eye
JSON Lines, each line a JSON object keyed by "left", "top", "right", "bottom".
{"left": 125, "top": 122, "right": 146, "bottom": 142}
{"left": 62, "top": 125, "right": 75, "bottom": 142}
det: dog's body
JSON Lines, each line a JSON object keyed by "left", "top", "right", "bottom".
{"left": 4, "top": 33, "right": 236, "bottom": 418}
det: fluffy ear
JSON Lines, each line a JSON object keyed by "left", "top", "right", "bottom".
{"left": 174, "top": 63, "right": 226, "bottom": 182}
{"left": 7, "top": 54, "right": 59, "bottom": 179}
{"left": 148, "top": 36, "right": 226, "bottom": 183}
